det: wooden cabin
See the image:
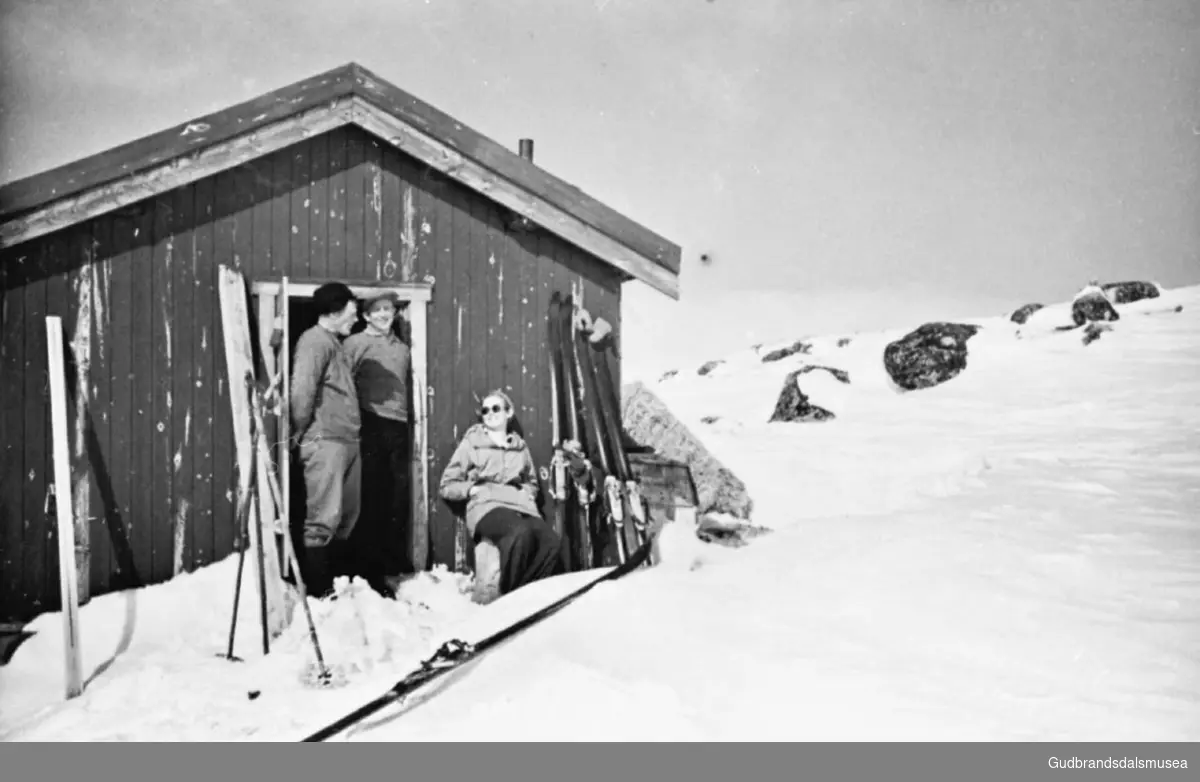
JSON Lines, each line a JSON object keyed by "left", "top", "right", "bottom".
{"left": 0, "top": 62, "right": 681, "bottom": 623}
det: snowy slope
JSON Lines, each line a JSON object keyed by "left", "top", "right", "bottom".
{"left": 2, "top": 285, "right": 1197, "bottom": 741}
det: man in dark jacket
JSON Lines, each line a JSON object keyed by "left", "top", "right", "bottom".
{"left": 291, "top": 282, "right": 361, "bottom": 597}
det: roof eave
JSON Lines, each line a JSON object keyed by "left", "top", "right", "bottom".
{"left": 0, "top": 63, "right": 682, "bottom": 299}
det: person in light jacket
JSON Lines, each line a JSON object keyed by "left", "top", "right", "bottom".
{"left": 439, "top": 389, "right": 565, "bottom": 595}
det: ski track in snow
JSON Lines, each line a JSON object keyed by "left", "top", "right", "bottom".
{"left": 2, "top": 286, "right": 1198, "bottom": 741}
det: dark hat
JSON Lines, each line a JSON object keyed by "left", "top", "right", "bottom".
{"left": 312, "top": 282, "right": 356, "bottom": 317}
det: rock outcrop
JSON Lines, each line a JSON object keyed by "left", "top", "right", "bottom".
{"left": 883, "top": 322, "right": 981, "bottom": 391}
{"left": 1071, "top": 284, "right": 1120, "bottom": 327}
{"left": 622, "top": 381, "right": 753, "bottom": 519}
{"left": 761, "top": 339, "right": 812, "bottom": 363}
{"left": 768, "top": 365, "right": 849, "bottom": 423}
{"left": 1010, "top": 303, "right": 1044, "bottom": 324}
{"left": 1081, "top": 321, "right": 1114, "bottom": 346}
{"left": 1102, "top": 280, "right": 1160, "bottom": 304}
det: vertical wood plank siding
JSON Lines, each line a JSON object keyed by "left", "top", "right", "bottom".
{"left": 0, "top": 125, "right": 625, "bottom": 620}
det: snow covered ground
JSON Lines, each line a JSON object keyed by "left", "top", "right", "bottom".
{"left": 2, "top": 284, "right": 1197, "bottom": 742}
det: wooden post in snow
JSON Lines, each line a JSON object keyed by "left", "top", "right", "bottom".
{"left": 46, "top": 316, "right": 83, "bottom": 699}
{"left": 279, "top": 277, "right": 291, "bottom": 565}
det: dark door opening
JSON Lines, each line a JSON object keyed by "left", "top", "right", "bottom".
{"left": 284, "top": 296, "right": 417, "bottom": 578}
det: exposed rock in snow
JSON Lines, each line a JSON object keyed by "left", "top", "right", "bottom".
{"left": 883, "top": 322, "right": 981, "bottom": 391}
{"left": 1010, "top": 303, "right": 1044, "bottom": 324}
{"left": 1081, "top": 321, "right": 1114, "bottom": 346}
{"left": 621, "top": 381, "right": 753, "bottom": 520}
{"left": 769, "top": 366, "right": 850, "bottom": 423}
{"left": 1102, "top": 280, "right": 1160, "bottom": 304}
{"left": 761, "top": 339, "right": 813, "bottom": 363}
{"left": 1071, "top": 284, "right": 1120, "bottom": 327}
{"left": 697, "top": 360, "right": 724, "bottom": 376}
{"left": 695, "top": 513, "right": 772, "bottom": 548}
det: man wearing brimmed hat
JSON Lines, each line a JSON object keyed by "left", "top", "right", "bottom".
{"left": 344, "top": 289, "right": 412, "bottom": 598}
{"left": 290, "top": 281, "right": 362, "bottom": 598}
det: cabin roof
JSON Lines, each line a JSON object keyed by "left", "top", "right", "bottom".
{"left": 0, "top": 62, "right": 681, "bottom": 298}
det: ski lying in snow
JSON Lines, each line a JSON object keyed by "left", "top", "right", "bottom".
{"left": 299, "top": 534, "right": 657, "bottom": 742}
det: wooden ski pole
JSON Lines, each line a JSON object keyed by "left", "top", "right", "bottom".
{"left": 255, "top": 402, "right": 332, "bottom": 683}
{"left": 222, "top": 464, "right": 253, "bottom": 662}
{"left": 247, "top": 373, "right": 270, "bottom": 656}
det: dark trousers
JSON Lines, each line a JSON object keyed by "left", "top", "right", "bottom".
{"left": 351, "top": 412, "right": 411, "bottom": 581}
{"left": 474, "top": 508, "right": 566, "bottom": 595}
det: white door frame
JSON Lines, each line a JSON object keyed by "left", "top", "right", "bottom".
{"left": 251, "top": 279, "right": 433, "bottom": 573}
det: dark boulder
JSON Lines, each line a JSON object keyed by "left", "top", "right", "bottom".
{"left": 836, "top": 337, "right": 852, "bottom": 348}
{"left": 883, "top": 322, "right": 981, "bottom": 391}
{"left": 659, "top": 369, "right": 679, "bottom": 382}
{"left": 1071, "top": 293, "right": 1119, "bottom": 327}
{"left": 761, "top": 339, "right": 812, "bottom": 363}
{"left": 697, "top": 360, "right": 724, "bottom": 376}
{"left": 769, "top": 367, "right": 837, "bottom": 423}
{"left": 1010, "top": 303, "right": 1044, "bottom": 324}
{"left": 1102, "top": 280, "right": 1160, "bottom": 304}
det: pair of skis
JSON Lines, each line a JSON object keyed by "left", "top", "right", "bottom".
{"left": 301, "top": 533, "right": 656, "bottom": 742}
{"left": 546, "top": 292, "right": 596, "bottom": 571}
{"left": 546, "top": 292, "right": 650, "bottom": 569}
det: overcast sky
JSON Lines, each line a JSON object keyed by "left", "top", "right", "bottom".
{"left": 2, "top": 0, "right": 1197, "bottom": 376}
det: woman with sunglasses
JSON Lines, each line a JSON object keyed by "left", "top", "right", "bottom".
{"left": 438, "top": 390, "right": 565, "bottom": 595}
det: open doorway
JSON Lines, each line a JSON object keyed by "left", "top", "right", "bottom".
{"left": 252, "top": 279, "right": 434, "bottom": 577}
{"left": 281, "top": 294, "right": 415, "bottom": 578}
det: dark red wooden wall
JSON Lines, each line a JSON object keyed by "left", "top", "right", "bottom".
{"left": 0, "top": 125, "right": 623, "bottom": 622}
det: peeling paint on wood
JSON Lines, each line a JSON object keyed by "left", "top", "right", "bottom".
{"left": 71, "top": 261, "right": 93, "bottom": 602}
{"left": 496, "top": 257, "right": 504, "bottom": 326}
{"left": 401, "top": 185, "right": 416, "bottom": 281}
{"left": 173, "top": 498, "right": 190, "bottom": 576}
{"left": 162, "top": 303, "right": 173, "bottom": 365}
{"left": 93, "top": 255, "right": 110, "bottom": 361}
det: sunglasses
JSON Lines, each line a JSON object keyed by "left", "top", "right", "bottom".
{"left": 480, "top": 404, "right": 506, "bottom": 415}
